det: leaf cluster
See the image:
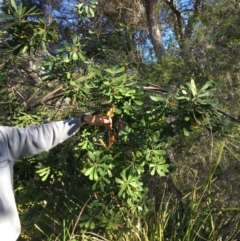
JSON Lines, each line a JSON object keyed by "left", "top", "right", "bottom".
{"left": 0, "top": 0, "right": 58, "bottom": 58}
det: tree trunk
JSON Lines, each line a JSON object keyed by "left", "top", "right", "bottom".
{"left": 144, "top": 0, "right": 166, "bottom": 60}
{"left": 185, "top": 0, "right": 203, "bottom": 39}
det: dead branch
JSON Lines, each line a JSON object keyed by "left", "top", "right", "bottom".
{"left": 26, "top": 86, "right": 63, "bottom": 111}
{"left": 41, "top": 86, "right": 63, "bottom": 105}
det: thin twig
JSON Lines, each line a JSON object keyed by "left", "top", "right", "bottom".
{"left": 13, "top": 87, "right": 25, "bottom": 101}
{"left": 69, "top": 197, "right": 92, "bottom": 241}
{"left": 215, "top": 108, "right": 240, "bottom": 124}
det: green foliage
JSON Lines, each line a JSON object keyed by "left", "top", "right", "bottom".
{"left": 0, "top": 0, "right": 239, "bottom": 240}
{"left": 149, "top": 79, "right": 224, "bottom": 137}
{"left": 0, "top": 0, "right": 58, "bottom": 58}
{"left": 76, "top": 0, "right": 98, "bottom": 18}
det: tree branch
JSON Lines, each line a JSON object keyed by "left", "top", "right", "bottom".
{"left": 165, "top": 0, "right": 183, "bottom": 42}
{"left": 25, "top": 83, "right": 240, "bottom": 124}
{"left": 41, "top": 86, "right": 63, "bottom": 105}
{"left": 26, "top": 86, "right": 63, "bottom": 111}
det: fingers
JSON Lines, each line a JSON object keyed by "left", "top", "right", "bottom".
{"left": 100, "top": 116, "right": 112, "bottom": 129}
{"left": 84, "top": 115, "right": 112, "bottom": 129}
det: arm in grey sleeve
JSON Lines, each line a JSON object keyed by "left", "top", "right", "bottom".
{"left": 1, "top": 118, "right": 80, "bottom": 162}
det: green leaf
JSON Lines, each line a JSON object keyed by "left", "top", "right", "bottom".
{"left": 156, "top": 164, "right": 169, "bottom": 176}
{"left": 18, "top": 2, "right": 23, "bottom": 15}
{"left": 72, "top": 33, "right": 78, "bottom": 44}
{"left": 90, "top": 221, "right": 95, "bottom": 229}
{"left": 183, "top": 128, "right": 190, "bottom": 136}
{"left": 13, "top": 11, "right": 20, "bottom": 19}
{"left": 25, "top": 5, "right": 39, "bottom": 15}
{"left": 115, "top": 73, "right": 127, "bottom": 82}
{"left": 72, "top": 52, "right": 78, "bottom": 60}
{"left": 67, "top": 72, "right": 71, "bottom": 79}
{"left": 21, "top": 45, "right": 28, "bottom": 54}
{"left": 36, "top": 167, "right": 49, "bottom": 174}
{"left": 150, "top": 168, "right": 155, "bottom": 175}
{"left": 87, "top": 151, "right": 95, "bottom": 161}
{"left": 115, "top": 177, "right": 123, "bottom": 184}
{"left": 63, "top": 54, "right": 69, "bottom": 63}
{"left": 125, "top": 89, "right": 136, "bottom": 96}
{"left": 21, "top": 6, "right": 27, "bottom": 15}
{"left": 88, "top": 7, "right": 95, "bottom": 17}
{"left": 93, "top": 169, "right": 99, "bottom": 180}
{"left": 82, "top": 167, "right": 92, "bottom": 176}
{"left": 10, "top": 0, "right": 18, "bottom": 11}
{"left": 133, "top": 100, "right": 143, "bottom": 106}
{"left": 41, "top": 173, "right": 49, "bottom": 181}
{"left": 198, "top": 99, "right": 218, "bottom": 106}
{"left": 89, "top": 169, "right": 95, "bottom": 180}
{"left": 115, "top": 66, "right": 125, "bottom": 74}
{"left": 82, "top": 141, "right": 88, "bottom": 149}
{"left": 189, "top": 79, "right": 197, "bottom": 96}
{"left": 199, "top": 81, "right": 213, "bottom": 92}
{"left": 105, "top": 68, "right": 114, "bottom": 74}
{"left": 198, "top": 91, "right": 214, "bottom": 98}
{"left": 150, "top": 95, "right": 164, "bottom": 102}
{"left": 175, "top": 96, "right": 190, "bottom": 100}
{"left": 78, "top": 52, "right": 85, "bottom": 61}
{"left": 182, "top": 89, "right": 188, "bottom": 95}
{"left": 118, "top": 186, "right": 125, "bottom": 197}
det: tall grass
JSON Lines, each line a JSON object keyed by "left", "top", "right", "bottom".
{"left": 123, "top": 141, "right": 240, "bottom": 241}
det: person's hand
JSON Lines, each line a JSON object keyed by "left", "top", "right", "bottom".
{"left": 81, "top": 115, "right": 112, "bottom": 130}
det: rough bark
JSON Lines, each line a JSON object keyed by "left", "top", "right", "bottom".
{"left": 144, "top": 0, "right": 166, "bottom": 60}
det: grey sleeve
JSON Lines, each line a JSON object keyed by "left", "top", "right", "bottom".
{"left": 1, "top": 118, "right": 80, "bottom": 162}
